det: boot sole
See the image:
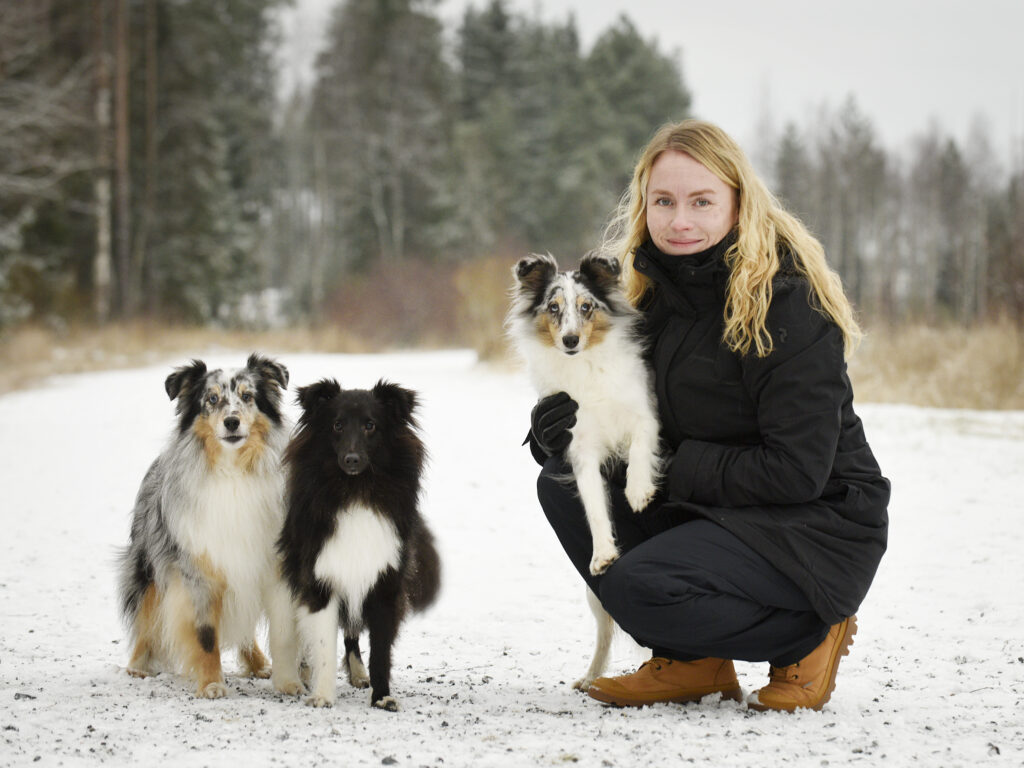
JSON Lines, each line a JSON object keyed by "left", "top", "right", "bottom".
{"left": 588, "top": 684, "right": 744, "bottom": 708}
{"left": 748, "top": 615, "right": 858, "bottom": 713}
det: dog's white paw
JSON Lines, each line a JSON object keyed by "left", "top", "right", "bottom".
{"left": 589, "top": 546, "right": 619, "bottom": 576}
{"left": 347, "top": 657, "right": 370, "bottom": 689}
{"left": 572, "top": 675, "right": 597, "bottom": 691}
{"left": 372, "top": 696, "right": 399, "bottom": 712}
{"left": 250, "top": 666, "right": 272, "bottom": 680}
{"left": 197, "top": 681, "right": 228, "bottom": 699}
{"left": 625, "top": 479, "right": 657, "bottom": 513}
{"left": 305, "top": 694, "right": 334, "bottom": 708}
{"left": 273, "top": 676, "right": 305, "bottom": 696}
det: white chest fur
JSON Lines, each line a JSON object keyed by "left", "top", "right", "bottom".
{"left": 314, "top": 505, "right": 402, "bottom": 624}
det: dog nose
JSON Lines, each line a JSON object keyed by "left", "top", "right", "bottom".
{"left": 224, "top": 416, "right": 240, "bottom": 432}
{"left": 343, "top": 452, "right": 363, "bottom": 470}
{"left": 562, "top": 334, "right": 579, "bottom": 349}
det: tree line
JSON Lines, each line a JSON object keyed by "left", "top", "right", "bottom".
{"left": 1, "top": 0, "right": 1021, "bottom": 333}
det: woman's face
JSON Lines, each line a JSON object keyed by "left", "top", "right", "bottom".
{"left": 645, "top": 150, "right": 738, "bottom": 256}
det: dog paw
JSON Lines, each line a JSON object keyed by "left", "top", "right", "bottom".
{"left": 305, "top": 694, "right": 334, "bottom": 708}
{"left": 348, "top": 672, "right": 370, "bottom": 690}
{"left": 372, "top": 696, "right": 399, "bottom": 712}
{"left": 273, "top": 677, "right": 305, "bottom": 696}
{"left": 589, "top": 548, "right": 619, "bottom": 576}
{"left": 572, "top": 676, "right": 596, "bottom": 691}
{"left": 625, "top": 480, "right": 657, "bottom": 512}
{"left": 197, "top": 681, "right": 228, "bottom": 699}
{"left": 250, "top": 666, "right": 272, "bottom": 680}
{"left": 126, "top": 666, "right": 153, "bottom": 679}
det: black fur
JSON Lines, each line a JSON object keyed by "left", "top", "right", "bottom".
{"left": 244, "top": 352, "right": 289, "bottom": 425}
{"left": 165, "top": 360, "right": 208, "bottom": 434}
{"left": 278, "top": 379, "right": 441, "bottom": 708}
{"left": 513, "top": 253, "right": 559, "bottom": 315}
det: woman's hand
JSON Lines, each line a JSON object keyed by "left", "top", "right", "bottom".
{"left": 530, "top": 392, "right": 578, "bottom": 456}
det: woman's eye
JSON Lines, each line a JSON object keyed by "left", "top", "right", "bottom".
{"left": 654, "top": 197, "right": 672, "bottom": 206}
{"left": 695, "top": 198, "right": 710, "bottom": 208}
{"left": 364, "top": 421, "right": 376, "bottom": 433}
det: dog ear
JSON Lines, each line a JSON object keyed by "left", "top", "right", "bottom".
{"left": 296, "top": 379, "right": 341, "bottom": 413}
{"left": 372, "top": 380, "right": 418, "bottom": 424}
{"left": 578, "top": 251, "right": 622, "bottom": 292}
{"left": 247, "top": 353, "right": 289, "bottom": 390}
{"left": 512, "top": 253, "right": 557, "bottom": 292}
{"left": 165, "top": 360, "right": 207, "bottom": 401}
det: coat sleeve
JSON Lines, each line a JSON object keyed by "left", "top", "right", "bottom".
{"left": 666, "top": 282, "right": 847, "bottom": 507}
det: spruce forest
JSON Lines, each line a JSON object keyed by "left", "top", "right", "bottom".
{"left": 2, "top": 0, "right": 1022, "bottom": 341}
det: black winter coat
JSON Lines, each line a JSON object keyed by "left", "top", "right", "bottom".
{"left": 632, "top": 237, "right": 889, "bottom": 626}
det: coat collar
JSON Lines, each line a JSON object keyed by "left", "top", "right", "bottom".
{"left": 633, "top": 231, "right": 735, "bottom": 315}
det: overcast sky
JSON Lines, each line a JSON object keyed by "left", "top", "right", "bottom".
{"left": 280, "top": 0, "right": 1024, "bottom": 164}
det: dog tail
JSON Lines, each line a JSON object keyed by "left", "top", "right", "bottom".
{"left": 405, "top": 521, "right": 441, "bottom": 613}
{"left": 118, "top": 541, "right": 153, "bottom": 625}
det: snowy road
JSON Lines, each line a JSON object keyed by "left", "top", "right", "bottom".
{"left": 1, "top": 350, "right": 1022, "bottom": 766}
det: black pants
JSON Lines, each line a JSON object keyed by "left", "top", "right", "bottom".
{"left": 537, "top": 458, "right": 829, "bottom": 667}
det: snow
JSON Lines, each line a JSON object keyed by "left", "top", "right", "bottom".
{"left": 1, "top": 349, "right": 1023, "bottom": 767}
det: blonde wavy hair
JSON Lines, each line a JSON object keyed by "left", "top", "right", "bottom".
{"left": 600, "top": 119, "right": 861, "bottom": 358}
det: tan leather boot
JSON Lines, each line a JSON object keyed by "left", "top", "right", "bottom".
{"left": 587, "top": 657, "right": 742, "bottom": 707}
{"left": 747, "top": 615, "right": 858, "bottom": 712}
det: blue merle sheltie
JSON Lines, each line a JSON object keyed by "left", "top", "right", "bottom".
{"left": 278, "top": 379, "right": 440, "bottom": 711}
{"left": 508, "top": 252, "right": 662, "bottom": 689}
{"left": 117, "top": 354, "right": 303, "bottom": 699}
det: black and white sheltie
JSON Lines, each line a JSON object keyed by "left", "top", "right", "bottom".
{"left": 278, "top": 379, "right": 441, "bottom": 711}
{"left": 508, "top": 252, "right": 662, "bottom": 688}
{"left": 117, "top": 354, "right": 303, "bottom": 699}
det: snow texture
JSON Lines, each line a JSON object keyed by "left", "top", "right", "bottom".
{"left": 1, "top": 350, "right": 1022, "bottom": 766}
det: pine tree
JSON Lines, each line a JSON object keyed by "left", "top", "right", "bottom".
{"left": 310, "top": 0, "right": 453, "bottom": 270}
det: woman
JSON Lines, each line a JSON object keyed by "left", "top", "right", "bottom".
{"left": 529, "top": 119, "right": 889, "bottom": 711}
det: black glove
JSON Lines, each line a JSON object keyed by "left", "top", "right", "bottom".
{"left": 528, "top": 391, "right": 578, "bottom": 456}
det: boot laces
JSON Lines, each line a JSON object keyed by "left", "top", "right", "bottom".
{"left": 769, "top": 662, "right": 801, "bottom": 683}
{"left": 640, "top": 658, "right": 672, "bottom": 673}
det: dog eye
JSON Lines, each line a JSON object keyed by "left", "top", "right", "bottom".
{"left": 207, "top": 393, "right": 219, "bottom": 406}
{"left": 364, "top": 420, "right": 376, "bottom": 434}
{"left": 580, "top": 302, "right": 593, "bottom": 314}
{"left": 241, "top": 392, "right": 254, "bottom": 403}
{"left": 333, "top": 420, "right": 343, "bottom": 432}
{"left": 547, "top": 302, "right": 560, "bottom": 314}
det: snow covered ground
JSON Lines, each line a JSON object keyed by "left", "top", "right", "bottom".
{"left": 1, "top": 349, "right": 1022, "bottom": 767}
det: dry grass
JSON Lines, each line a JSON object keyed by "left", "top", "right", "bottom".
{"left": 3, "top": 314, "right": 1022, "bottom": 410}
{"left": 849, "top": 320, "right": 1024, "bottom": 410}
{"left": 0, "top": 321, "right": 369, "bottom": 396}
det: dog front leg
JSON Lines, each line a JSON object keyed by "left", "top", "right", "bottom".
{"left": 572, "top": 455, "right": 619, "bottom": 575}
{"left": 263, "top": 580, "right": 303, "bottom": 696}
{"left": 299, "top": 595, "right": 340, "bottom": 707}
{"left": 624, "top": 412, "right": 661, "bottom": 512}
{"left": 364, "top": 592, "right": 402, "bottom": 711}
{"left": 168, "top": 570, "right": 227, "bottom": 698}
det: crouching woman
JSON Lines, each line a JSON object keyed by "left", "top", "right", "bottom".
{"left": 529, "top": 119, "right": 889, "bottom": 711}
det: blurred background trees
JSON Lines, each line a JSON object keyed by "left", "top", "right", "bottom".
{"left": 1, "top": 0, "right": 1022, "bottom": 339}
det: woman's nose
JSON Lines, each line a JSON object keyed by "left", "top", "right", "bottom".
{"left": 671, "top": 211, "right": 693, "bottom": 230}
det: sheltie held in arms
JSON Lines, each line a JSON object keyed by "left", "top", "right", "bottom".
{"left": 508, "top": 251, "right": 662, "bottom": 689}
{"left": 117, "top": 353, "right": 303, "bottom": 698}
